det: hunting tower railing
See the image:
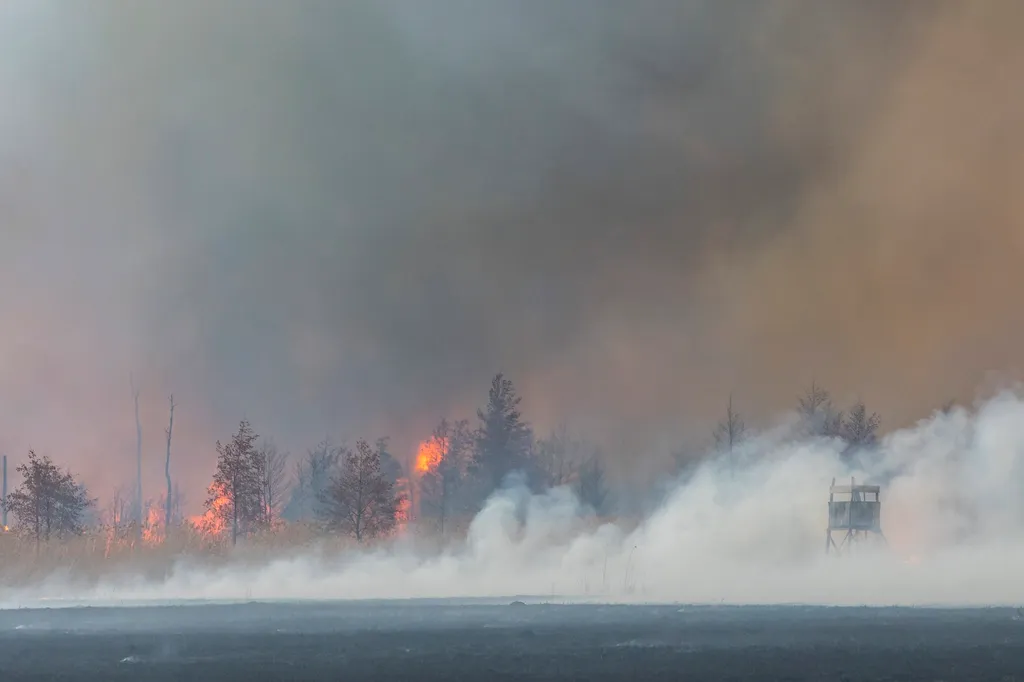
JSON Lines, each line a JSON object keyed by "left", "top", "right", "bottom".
{"left": 826, "top": 477, "right": 885, "bottom": 554}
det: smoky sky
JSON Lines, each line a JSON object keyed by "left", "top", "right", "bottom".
{"left": 2, "top": 1, "right": 1022, "bottom": 503}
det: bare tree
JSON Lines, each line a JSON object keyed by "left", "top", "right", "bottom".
{"left": 156, "top": 484, "right": 186, "bottom": 529}
{"left": 419, "top": 418, "right": 471, "bottom": 538}
{"left": 140, "top": 496, "right": 165, "bottom": 542}
{"left": 169, "top": 482, "right": 186, "bottom": 525}
{"left": 207, "top": 419, "right": 262, "bottom": 545}
{"left": 318, "top": 439, "right": 403, "bottom": 542}
{"left": 164, "top": 394, "right": 175, "bottom": 536}
{"left": 535, "top": 422, "right": 584, "bottom": 487}
{"left": 104, "top": 485, "right": 131, "bottom": 532}
{"left": 256, "top": 439, "right": 290, "bottom": 527}
{"left": 712, "top": 394, "right": 747, "bottom": 453}
{"left": 532, "top": 424, "right": 611, "bottom": 514}
{"left": 102, "top": 484, "right": 132, "bottom": 551}
{"left": 130, "top": 373, "right": 143, "bottom": 539}
{"left": 3, "top": 451, "right": 95, "bottom": 552}
{"left": 797, "top": 381, "right": 843, "bottom": 438}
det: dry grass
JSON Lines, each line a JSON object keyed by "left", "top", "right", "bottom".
{"left": 0, "top": 512, "right": 635, "bottom": 595}
{"left": 0, "top": 519, "right": 471, "bottom": 591}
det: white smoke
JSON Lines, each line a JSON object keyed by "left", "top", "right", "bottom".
{"left": 7, "top": 391, "right": 1024, "bottom": 608}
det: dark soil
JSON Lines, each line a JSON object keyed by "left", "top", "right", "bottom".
{"left": 1, "top": 600, "right": 1022, "bottom": 681}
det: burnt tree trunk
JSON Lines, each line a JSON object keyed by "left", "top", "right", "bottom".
{"left": 164, "top": 395, "right": 175, "bottom": 536}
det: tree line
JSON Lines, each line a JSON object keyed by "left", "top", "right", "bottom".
{"left": 703, "top": 381, "right": 882, "bottom": 459}
{"left": 1, "top": 375, "right": 884, "bottom": 548}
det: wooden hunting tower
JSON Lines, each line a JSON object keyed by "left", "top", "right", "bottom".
{"left": 826, "top": 477, "right": 885, "bottom": 554}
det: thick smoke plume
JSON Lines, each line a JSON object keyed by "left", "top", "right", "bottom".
{"left": 2, "top": 2, "right": 1023, "bottom": 502}
{"left": 7, "top": 392, "right": 1024, "bottom": 608}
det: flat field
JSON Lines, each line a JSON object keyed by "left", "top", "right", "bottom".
{"left": 1, "top": 600, "right": 1022, "bottom": 681}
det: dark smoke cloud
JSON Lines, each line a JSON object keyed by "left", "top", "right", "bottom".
{"left": 1, "top": 1, "right": 1020, "bottom": 504}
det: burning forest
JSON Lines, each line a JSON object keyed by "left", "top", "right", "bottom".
{"left": 0, "top": 365, "right": 969, "bottom": 568}
{"left": 0, "top": 372, "right": 608, "bottom": 574}
{"left": 0, "top": 0, "right": 1022, "bottom": 611}
{"left": 5, "top": 346, "right": 1024, "bottom": 611}
{"left": 0, "top": 364, "right": 987, "bottom": 603}
{"left": 6, "top": 376, "right": 1024, "bottom": 607}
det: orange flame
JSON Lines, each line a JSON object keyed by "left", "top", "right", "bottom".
{"left": 400, "top": 437, "right": 449, "bottom": 527}
{"left": 190, "top": 481, "right": 230, "bottom": 537}
{"left": 141, "top": 503, "right": 164, "bottom": 545}
{"left": 415, "top": 437, "right": 447, "bottom": 475}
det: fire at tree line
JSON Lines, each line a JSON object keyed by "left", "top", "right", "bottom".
{"left": 0, "top": 374, "right": 883, "bottom": 556}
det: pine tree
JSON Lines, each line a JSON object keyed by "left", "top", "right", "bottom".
{"left": 375, "top": 436, "right": 404, "bottom": 486}
{"left": 840, "top": 401, "right": 881, "bottom": 454}
{"left": 207, "top": 419, "right": 262, "bottom": 545}
{"left": 471, "top": 373, "right": 533, "bottom": 491}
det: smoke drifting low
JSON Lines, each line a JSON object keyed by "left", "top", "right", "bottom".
{"left": 8, "top": 392, "right": 1024, "bottom": 608}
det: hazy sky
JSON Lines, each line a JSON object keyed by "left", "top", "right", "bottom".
{"left": 1, "top": 1, "right": 1022, "bottom": 507}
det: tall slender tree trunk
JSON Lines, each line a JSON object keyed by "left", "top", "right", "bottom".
{"left": 131, "top": 374, "right": 143, "bottom": 543}
{"left": 164, "top": 395, "right": 175, "bottom": 537}
{"left": 1, "top": 454, "right": 7, "bottom": 530}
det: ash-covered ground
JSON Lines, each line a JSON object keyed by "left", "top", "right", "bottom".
{"left": 1, "top": 600, "right": 1023, "bottom": 681}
